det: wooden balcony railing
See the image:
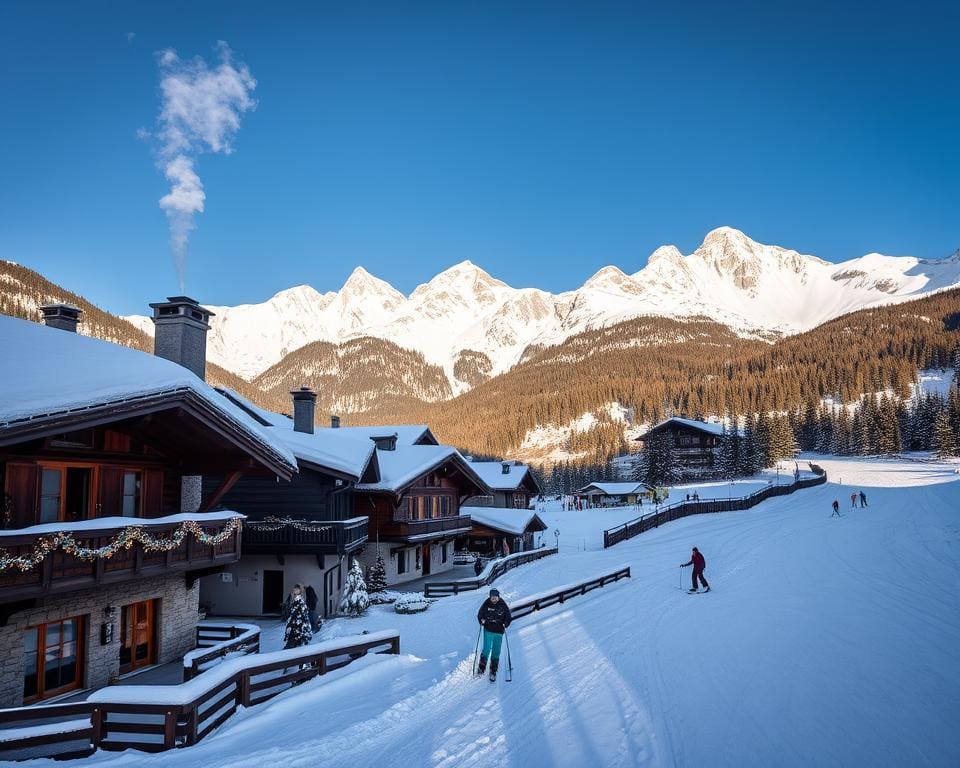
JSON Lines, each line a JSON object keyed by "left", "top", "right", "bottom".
{"left": 0, "top": 512, "right": 243, "bottom": 602}
{"left": 242, "top": 517, "right": 368, "bottom": 554}
{"left": 379, "top": 514, "right": 473, "bottom": 541}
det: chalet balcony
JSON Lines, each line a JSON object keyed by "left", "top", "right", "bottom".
{"left": 0, "top": 512, "right": 242, "bottom": 604}
{"left": 242, "top": 516, "right": 368, "bottom": 555}
{"left": 378, "top": 514, "right": 473, "bottom": 543}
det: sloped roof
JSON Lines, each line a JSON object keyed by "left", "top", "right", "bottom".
{"left": 636, "top": 417, "right": 725, "bottom": 441}
{"left": 577, "top": 482, "right": 645, "bottom": 496}
{"left": 467, "top": 461, "right": 541, "bottom": 492}
{"left": 356, "top": 446, "right": 490, "bottom": 496}
{"left": 0, "top": 315, "right": 297, "bottom": 474}
{"left": 463, "top": 507, "right": 548, "bottom": 536}
{"left": 333, "top": 425, "right": 438, "bottom": 446}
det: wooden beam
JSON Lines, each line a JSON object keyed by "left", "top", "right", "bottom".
{"left": 199, "top": 471, "right": 243, "bottom": 512}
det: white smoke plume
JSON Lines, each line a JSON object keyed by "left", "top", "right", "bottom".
{"left": 150, "top": 42, "right": 256, "bottom": 290}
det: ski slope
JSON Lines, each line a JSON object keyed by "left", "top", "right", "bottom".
{"left": 24, "top": 456, "right": 960, "bottom": 767}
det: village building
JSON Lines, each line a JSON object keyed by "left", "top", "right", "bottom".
{"left": 198, "top": 388, "right": 379, "bottom": 619}
{"left": 461, "top": 508, "right": 548, "bottom": 556}
{"left": 635, "top": 417, "right": 725, "bottom": 478}
{"left": 353, "top": 446, "right": 490, "bottom": 586}
{"left": 0, "top": 302, "right": 297, "bottom": 707}
{"left": 575, "top": 482, "right": 646, "bottom": 507}
{"left": 462, "top": 460, "right": 542, "bottom": 509}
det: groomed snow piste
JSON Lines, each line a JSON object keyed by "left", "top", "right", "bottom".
{"left": 22, "top": 456, "right": 960, "bottom": 768}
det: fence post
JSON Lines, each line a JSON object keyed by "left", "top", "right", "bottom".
{"left": 163, "top": 709, "right": 177, "bottom": 749}
{"left": 91, "top": 706, "right": 103, "bottom": 749}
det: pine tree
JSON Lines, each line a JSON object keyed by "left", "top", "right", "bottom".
{"left": 339, "top": 559, "right": 370, "bottom": 617}
{"left": 368, "top": 551, "right": 387, "bottom": 594}
{"left": 932, "top": 411, "right": 956, "bottom": 458}
{"left": 635, "top": 430, "right": 681, "bottom": 487}
{"left": 283, "top": 595, "right": 313, "bottom": 648}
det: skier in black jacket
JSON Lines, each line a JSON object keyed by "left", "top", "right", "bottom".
{"left": 476, "top": 588, "right": 512, "bottom": 681}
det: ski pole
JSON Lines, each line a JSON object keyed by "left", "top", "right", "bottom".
{"left": 472, "top": 626, "right": 482, "bottom": 674}
{"left": 504, "top": 630, "right": 513, "bottom": 683}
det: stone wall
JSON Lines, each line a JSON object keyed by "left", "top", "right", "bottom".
{"left": 0, "top": 573, "right": 198, "bottom": 708}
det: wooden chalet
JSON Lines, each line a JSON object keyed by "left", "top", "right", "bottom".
{"left": 461, "top": 508, "right": 548, "bottom": 556}
{"left": 354, "top": 446, "right": 491, "bottom": 586}
{"left": 635, "top": 417, "right": 725, "bottom": 478}
{"left": 199, "top": 389, "right": 381, "bottom": 618}
{"left": 462, "top": 460, "right": 542, "bottom": 510}
{"left": 0, "top": 303, "right": 296, "bottom": 706}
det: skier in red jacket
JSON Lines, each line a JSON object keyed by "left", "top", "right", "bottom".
{"left": 681, "top": 546, "right": 710, "bottom": 593}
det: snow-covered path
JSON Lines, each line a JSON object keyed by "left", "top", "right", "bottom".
{"left": 24, "top": 457, "right": 960, "bottom": 767}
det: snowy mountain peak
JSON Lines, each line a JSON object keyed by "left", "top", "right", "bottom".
{"left": 340, "top": 266, "right": 406, "bottom": 306}
{"left": 582, "top": 265, "right": 641, "bottom": 295}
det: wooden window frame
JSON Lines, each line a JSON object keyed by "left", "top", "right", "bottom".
{"left": 37, "top": 462, "right": 98, "bottom": 523}
{"left": 23, "top": 615, "right": 85, "bottom": 703}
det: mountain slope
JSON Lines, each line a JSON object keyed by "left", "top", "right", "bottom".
{"left": 124, "top": 228, "right": 960, "bottom": 387}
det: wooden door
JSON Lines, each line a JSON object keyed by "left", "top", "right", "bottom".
{"left": 3, "top": 462, "right": 38, "bottom": 527}
{"left": 119, "top": 600, "right": 156, "bottom": 674}
{"left": 421, "top": 544, "right": 431, "bottom": 575}
{"left": 97, "top": 466, "right": 124, "bottom": 518}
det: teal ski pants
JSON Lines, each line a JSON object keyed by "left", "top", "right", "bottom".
{"left": 481, "top": 629, "right": 504, "bottom": 661}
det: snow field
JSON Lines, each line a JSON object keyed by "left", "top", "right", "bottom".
{"left": 19, "top": 456, "right": 960, "bottom": 768}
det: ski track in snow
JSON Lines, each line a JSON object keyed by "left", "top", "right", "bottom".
{"left": 24, "top": 456, "right": 960, "bottom": 768}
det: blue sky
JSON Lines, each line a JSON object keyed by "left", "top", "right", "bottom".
{"left": 1, "top": 1, "right": 957, "bottom": 315}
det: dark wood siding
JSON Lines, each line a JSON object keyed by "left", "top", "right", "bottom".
{"left": 3, "top": 462, "right": 38, "bottom": 527}
{"left": 207, "top": 468, "right": 353, "bottom": 521}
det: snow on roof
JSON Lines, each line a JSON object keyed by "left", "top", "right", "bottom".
{"left": 639, "top": 417, "right": 725, "bottom": 439}
{"left": 467, "top": 461, "right": 536, "bottom": 491}
{"left": 0, "top": 315, "right": 297, "bottom": 470}
{"left": 462, "top": 507, "right": 547, "bottom": 535}
{"left": 215, "top": 387, "right": 375, "bottom": 479}
{"left": 356, "top": 446, "right": 487, "bottom": 495}
{"left": 334, "top": 424, "right": 436, "bottom": 446}
{"left": 577, "top": 482, "right": 645, "bottom": 495}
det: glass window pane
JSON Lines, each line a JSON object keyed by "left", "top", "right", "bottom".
{"left": 45, "top": 622, "right": 61, "bottom": 649}
{"left": 61, "top": 619, "right": 76, "bottom": 643}
{"left": 122, "top": 495, "right": 136, "bottom": 516}
{"left": 123, "top": 472, "right": 137, "bottom": 494}
{"left": 41, "top": 469, "right": 61, "bottom": 495}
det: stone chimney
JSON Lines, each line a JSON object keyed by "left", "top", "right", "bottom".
{"left": 291, "top": 387, "right": 317, "bottom": 434}
{"left": 501, "top": 462, "right": 511, "bottom": 475}
{"left": 330, "top": 415, "right": 341, "bottom": 429}
{"left": 39, "top": 304, "right": 82, "bottom": 333}
{"left": 149, "top": 296, "right": 214, "bottom": 381}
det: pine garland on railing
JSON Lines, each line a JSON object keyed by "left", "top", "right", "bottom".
{"left": 0, "top": 518, "right": 243, "bottom": 573}
{"left": 244, "top": 517, "right": 332, "bottom": 533}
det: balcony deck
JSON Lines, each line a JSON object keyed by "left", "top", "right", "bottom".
{"left": 0, "top": 512, "right": 242, "bottom": 603}
{"left": 242, "top": 517, "right": 368, "bottom": 555}
{"left": 378, "top": 514, "right": 473, "bottom": 543}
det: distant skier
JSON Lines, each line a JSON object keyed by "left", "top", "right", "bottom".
{"left": 850, "top": 492, "right": 858, "bottom": 508}
{"left": 859, "top": 491, "right": 868, "bottom": 507}
{"left": 473, "top": 555, "right": 483, "bottom": 577}
{"left": 476, "top": 588, "right": 512, "bottom": 681}
{"left": 680, "top": 546, "right": 710, "bottom": 593}
{"left": 831, "top": 499, "right": 841, "bottom": 517}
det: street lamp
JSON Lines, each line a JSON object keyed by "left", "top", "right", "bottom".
{"left": 554, "top": 528, "right": 560, "bottom": 550}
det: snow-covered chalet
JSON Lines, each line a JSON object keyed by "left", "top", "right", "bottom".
{"left": 0, "top": 300, "right": 297, "bottom": 707}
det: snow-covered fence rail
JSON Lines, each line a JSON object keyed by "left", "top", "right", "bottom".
{"left": 424, "top": 547, "right": 558, "bottom": 597}
{"left": 0, "top": 631, "right": 400, "bottom": 761}
{"left": 0, "top": 701, "right": 96, "bottom": 761}
{"left": 509, "top": 566, "right": 632, "bottom": 620}
{"left": 183, "top": 622, "right": 261, "bottom": 681}
{"left": 603, "top": 465, "right": 828, "bottom": 548}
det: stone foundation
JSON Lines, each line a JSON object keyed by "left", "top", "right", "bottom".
{"left": 0, "top": 573, "right": 198, "bottom": 708}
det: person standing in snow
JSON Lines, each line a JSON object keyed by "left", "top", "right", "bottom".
{"left": 304, "top": 584, "right": 321, "bottom": 632}
{"left": 831, "top": 499, "right": 841, "bottom": 517}
{"left": 473, "top": 555, "right": 484, "bottom": 577}
{"left": 850, "top": 492, "right": 858, "bottom": 508}
{"left": 859, "top": 491, "right": 868, "bottom": 507}
{"left": 476, "top": 588, "right": 512, "bottom": 681}
{"left": 681, "top": 546, "right": 710, "bottom": 593}
{"left": 283, "top": 584, "right": 313, "bottom": 649}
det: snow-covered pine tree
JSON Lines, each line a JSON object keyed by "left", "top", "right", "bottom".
{"left": 636, "top": 430, "right": 681, "bottom": 487}
{"left": 715, "top": 421, "right": 734, "bottom": 479}
{"left": 832, "top": 407, "right": 852, "bottom": 456}
{"left": 755, "top": 411, "right": 772, "bottom": 469}
{"left": 339, "top": 559, "right": 370, "bottom": 617}
{"left": 367, "top": 551, "right": 387, "bottom": 594}
{"left": 283, "top": 594, "right": 313, "bottom": 648}
{"left": 739, "top": 416, "right": 760, "bottom": 475}
{"left": 815, "top": 405, "right": 834, "bottom": 454}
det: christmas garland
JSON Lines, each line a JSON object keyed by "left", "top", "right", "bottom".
{"left": 244, "top": 516, "right": 332, "bottom": 533}
{"left": 0, "top": 518, "right": 243, "bottom": 573}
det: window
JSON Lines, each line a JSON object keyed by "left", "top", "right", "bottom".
{"left": 121, "top": 472, "right": 141, "bottom": 517}
{"left": 441, "top": 543, "right": 448, "bottom": 564}
{"left": 23, "top": 617, "right": 84, "bottom": 701}
{"left": 397, "top": 550, "right": 407, "bottom": 574}
{"left": 39, "top": 469, "right": 62, "bottom": 523}
{"left": 439, "top": 496, "right": 450, "bottom": 517}
{"left": 415, "top": 547, "right": 421, "bottom": 571}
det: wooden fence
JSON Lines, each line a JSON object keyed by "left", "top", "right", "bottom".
{"left": 509, "top": 566, "right": 632, "bottom": 620}
{"left": 603, "top": 465, "right": 828, "bottom": 549}
{"left": 183, "top": 622, "right": 261, "bottom": 681}
{"left": 424, "top": 547, "right": 558, "bottom": 597}
{"left": 0, "top": 631, "right": 399, "bottom": 762}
